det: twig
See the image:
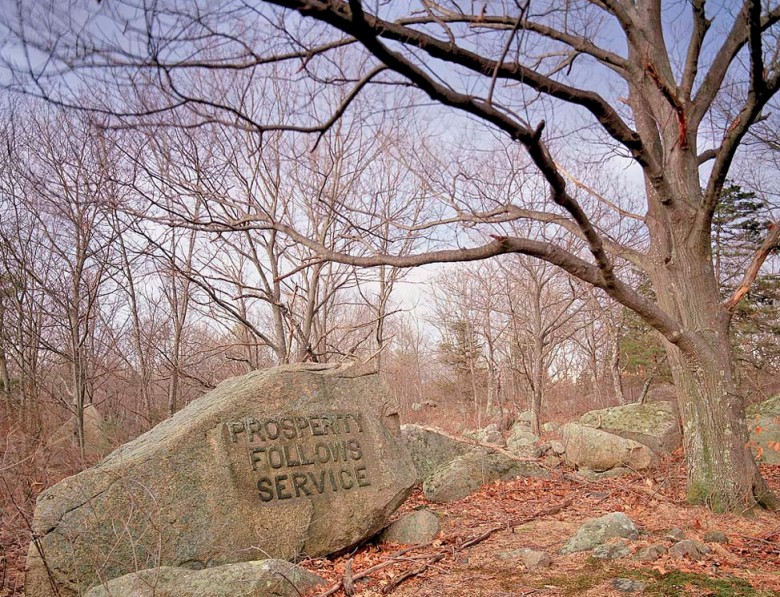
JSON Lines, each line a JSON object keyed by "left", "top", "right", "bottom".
{"left": 461, "top": 495, "right": 576, "bottom": 549}
{"left": 1, "top": 476, "right": 61, "bottom": 596}
{"left": 410, "top": 424, "right": 546, "bottom": 464}
{"left": 315, "top": 544, "right": 433, "bottom": 596}
{"left": 380, "top": 553, "right": 445, "bottom": 594}
{"left": 315, "top": 495, "right": 577, "bottom": 596}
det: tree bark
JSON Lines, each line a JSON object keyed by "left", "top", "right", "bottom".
{"left": 668, "top": 343, "right": 776, "bottom": 510}
{"left": 649, "top": 232, "right": 777, "bottom": 510}
{"left": 610, "top": 331, "right": 626, "bottom": 405}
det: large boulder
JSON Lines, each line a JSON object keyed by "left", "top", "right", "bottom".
{"left": 562, "top": 423, "right": 659, "bottom": 472}
{"left": 579, "top": 401, "right": 681, "bottom": 453}
{"left": 26, "top": 364, "right": 417, "bottom": 597}
{"left": 747, "top": 395, "right": 780, "bottom": 464}
{"left": 423, "top": 448, "right": 548, "bottom": 503}
{"left": 84, "top": 559, "right": 326, "bottom": 597}
{"left": 399, "top": 424, "right": 473, "bottom": 481}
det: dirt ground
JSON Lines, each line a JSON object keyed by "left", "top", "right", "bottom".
{"left": 2, "top": 456, "right": 779, "bottom": 596}
{"left": 298, "top": 457, "right": 780, "bottom": 597}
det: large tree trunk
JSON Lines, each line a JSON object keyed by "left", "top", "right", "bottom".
{"left": 650, "top": 231, "right": 777, "bottom": 511}
{"left": 668, "top": 342, "right": 776, "bottom": 511}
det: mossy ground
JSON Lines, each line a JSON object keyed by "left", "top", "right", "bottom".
{"left": 541, "top": 559, "right": 774, "bottom": 596}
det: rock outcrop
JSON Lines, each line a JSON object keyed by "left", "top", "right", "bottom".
{"left": 422, "top": 448, "right": 548, "bottom": 503}
{"left": 399, "top": 424, "right": 473, "bottom": 481}
{"left": 27, "top": 364, "right": 417, "bottom": 597}
{"left": 579, "top": 401, "right": 681, "bottom": 454}
{"left": 562, "top": 423, "right": 659, "bottom": 472}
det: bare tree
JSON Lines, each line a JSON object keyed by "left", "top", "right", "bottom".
{"left": 5, "top": 0, "right": 780, "bottom": 509}
{"left": 0, "top": 103, "right": 120, "bottom": 454}
{"left": 502, "top": 256, "right": 581, "bottom": 435}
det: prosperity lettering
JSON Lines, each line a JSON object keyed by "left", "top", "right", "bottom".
{"left": 223, "top": 412, "right": 372, "bottom": 503}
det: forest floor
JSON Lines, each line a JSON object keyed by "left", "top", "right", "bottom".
{"left": 299, "top": 456, "right": 780, "bottom": 597}
{"left": 2, "top": 456, "right": 779, "bottom": 596}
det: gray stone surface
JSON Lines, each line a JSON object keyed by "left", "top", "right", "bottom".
{"left": 747, "top": 395, "right": 780, "bottom": 464}
{"left": 562, "top": 423, "right": 659, "bottom": 472}
{"left": 399, "top": 424, "right": 473, "bottom": 481}
{"left": 669, "top": 539, "right": 711, "bottom": 560}
{"left": 467, "top": 423, "right": 505, "bottom": 446}
{"left": 506, "top": 424, "right": 538, "bottom": 456}
{"left": 591, "top": 540, "right": 631, "bottom": 560}
{"left": 380, "top": 510, "right": 440, "bottom": 544}
{"left": 579, "top": 401, "right": 681, "bottom": 454}
{"left": 423, "top": 449, "right": 548, "bottom": 503}
{"left": 560, "top": 512, "right": 639, "bottom": 554}
{"left": 666, "top": 527, "right": 686, "bottom": 541}
{"left": 612, "top": 578, "right": 647, "bottom": 593}
{"left": 703, "top": 530, "right": 729, "bottom": 544}
{"left": 634, "top": 543, "right": 667, "bottom": 562}
{"left": 84, "top": 559, "right": 326, "bottom": 597}
{"left": 549, "top": 440, "right": 565, "bottom": 455}
{"left": 27, "top": 364, "right": 417, "bottom": 597}
{"left": 498, "top": 548, "right": 552, "bottom": 569}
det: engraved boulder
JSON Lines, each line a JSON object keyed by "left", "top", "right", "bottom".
{"left": 26, "top": 364, "right": 417, "bottom": 597}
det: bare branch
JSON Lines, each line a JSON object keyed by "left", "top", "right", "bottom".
{"left": 724, "top": 222, "right": 780, "bottom": 312}
{"left": 681, "top": 0, "right": 710, "bottom": 100}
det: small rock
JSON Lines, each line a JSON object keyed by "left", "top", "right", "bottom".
{"left": 635, "top": 543, "right": 667, "bottom": 562}
{"left": 380, "top": 510, "right": 440, "bottom": 545}
{"left": 612, "top": 578, "right": 647, "bottom": 593}
{"left": 703, "top": 530, "right": 729, "bottom": 544}
{"left": 549, "top": 440, "right": 565, "bottom": 455}
{"left": 669, "top": 539, "right": 711, "bottom": 560}
{"left": 517, "top": 411, "right": 534, "bottom": 425}
{"left": 468, "top": 423, "right": 505, "bottom": 446}
{"left": 498, "top": 548, "right": 552, "bottom": 569}
{"left": 592, "top": 540, "right": 631, "bottom": 560}
{"left": 561, "top": 512, "right": 639, "bottom": 554}
{"left": 666, "top": 527, "right": 686, "bottom": 541}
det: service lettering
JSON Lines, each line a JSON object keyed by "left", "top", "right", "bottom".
{"left": 223, "top": 412, "right": 372, "bottom": 502}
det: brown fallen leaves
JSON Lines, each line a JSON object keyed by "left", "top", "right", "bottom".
{"left": 299, "top": 456, "right": 780, "bottom": 596}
